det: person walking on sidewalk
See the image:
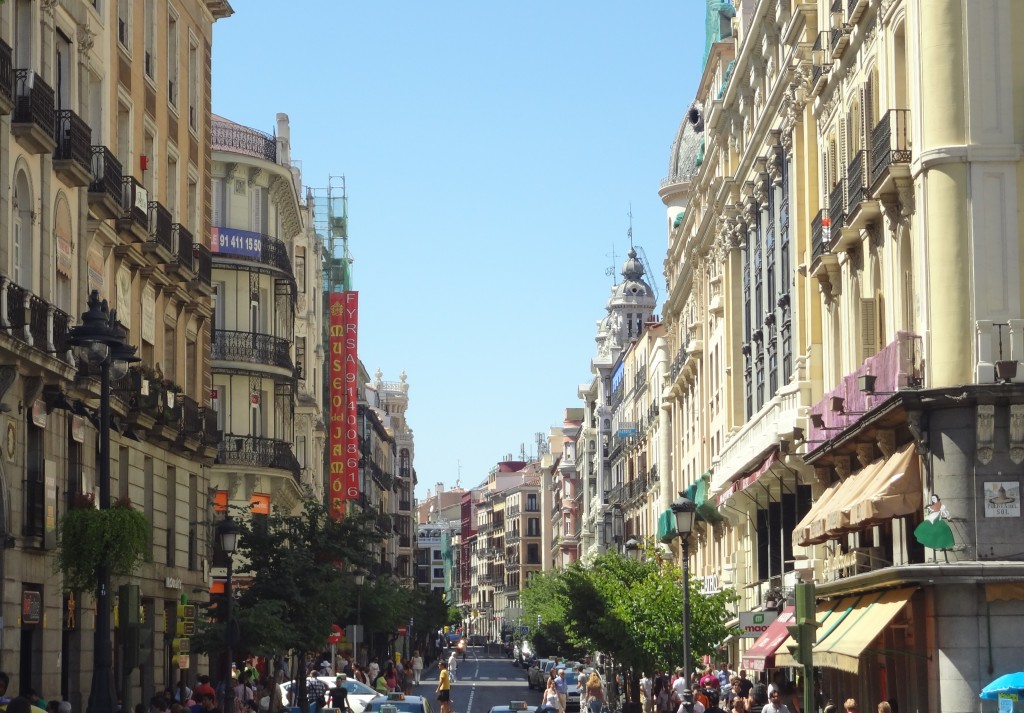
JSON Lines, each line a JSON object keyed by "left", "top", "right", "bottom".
{"left": 412, "top": 652, "right": 424, "bottom": 685}
{"left": 447, "top": 651, "right": 458, "bottom": 684}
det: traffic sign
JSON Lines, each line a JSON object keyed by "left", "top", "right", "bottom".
{"left": 327, "top": 624, "right": 343, "bottom": 645}
{"left": 397, "top": 625, "right": 408, "bottom": 636}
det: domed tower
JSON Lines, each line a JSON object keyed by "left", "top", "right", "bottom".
{"left": 608, "top": 247, "right": 657, "bottom": 343}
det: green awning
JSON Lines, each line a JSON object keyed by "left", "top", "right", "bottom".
{"left": 693, "top": 471, "right": 724, "bottom": 524}
{"left": 657, "top": 509, "right": 676, "bottom": 543}
{"left": 673, "top": 211, "right": 685, "bottom": 228}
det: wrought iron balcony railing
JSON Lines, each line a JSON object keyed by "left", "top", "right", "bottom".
{"left": 120, "top": 176, "right": 148, "bottom": 232}
{"left": 211, "top": 328, "right": 292, "bottom": 371}
{"left": 828, "top": 179, "right": 846, "bottom": 235}
{"left": 812, "top": 32, "right": 829, "bottom": 88}
{"left": 179, "top": 394, "right": 202, "bottom": 436}
{"left": 148, "top": 201, "right": 173, "bottom": 255}
{"left": 53, "top": 109, "right": 92, "bottom": 180}
{"left": 89, "top": 146, "right": 123, "bottom": 207}
{"left": 193, "top": 243, "right": 212, "bottom": 287}
{"left": 211, "top": 118, "right": 277, "bottom": 162}
{"left": 171, "top": 224, "right": 194, "bottom": 273}
{"left": 200, "top": 405, "right": 220, "bottom": 445}
{"left": 13, "top": 69, "right": 54, "bottom": 136}
{"left": 811, "top": 209, "right": 825, "bottom": 262}
{"left": 870, "top": 109, "right": 912, "bottom": 192}
{"left": 3, "top": 279, "right": 70, "bottom": 358}
{"left": 216, "top": 434, "right": 300, "bottom": 480}
{"left": 846, "top": 150, "right": 867, "bottom": 211}
{"left": 0, "top": 40, "right": 12, "bottom": 111}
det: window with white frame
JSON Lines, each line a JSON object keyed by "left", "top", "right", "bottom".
{"left": 188, "top": 36, "right": 199, "bottom": 131}
{"left": 143, "top": 0, "right": 155, "bottom": 79}
{"left": 167, "top": 8, "right": 179, "bottom": 106}
{"left": 117, "top": 0, "right": 131, "bottom": 51}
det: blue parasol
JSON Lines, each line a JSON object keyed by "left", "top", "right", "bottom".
{"left": 980, "top": 672, "right": 1024, "bottom": 700}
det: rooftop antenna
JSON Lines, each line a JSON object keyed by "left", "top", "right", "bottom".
{"left": 605, "top": 244, "right": 619, "bottom": 284}
{"left": 627, "top": 204, "right": 635, "bottom": 250}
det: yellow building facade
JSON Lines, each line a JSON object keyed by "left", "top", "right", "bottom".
{"left": 0, "top": 0, "right": 230, "bottom": 705}
{"left": 661, "top": 1, "right": 1024, "bottom": 709}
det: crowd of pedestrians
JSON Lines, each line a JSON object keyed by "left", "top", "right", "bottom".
{"left": 635, "top": 664, "right": 893, "bottom": 713}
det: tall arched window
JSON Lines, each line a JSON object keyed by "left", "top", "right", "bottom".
{"left": 54, "top": 194, "right": 73, "bottom": 312}
{"left": 12, "top": 170, "right": 33, "bottom": 290}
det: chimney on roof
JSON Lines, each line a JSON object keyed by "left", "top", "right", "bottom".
{"left": 436, "top": 482, "right": 445, "bottom": 495}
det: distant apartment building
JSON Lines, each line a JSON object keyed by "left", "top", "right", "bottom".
{"left": 416, "top": 521, "right": 457, "bottom": 592}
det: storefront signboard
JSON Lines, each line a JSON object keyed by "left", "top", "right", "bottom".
{"left": 738, "top": 610, "right": 778, "bottom": 638}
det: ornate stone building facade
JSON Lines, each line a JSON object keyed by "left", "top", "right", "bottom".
{"left": 0, "top": 0, "right": 229, "bottom": 705}
{"left": 659, "top": 1, "right": 1024, "bottom": 709}
{"left": 210, "top": 112, "right": 318, "bottom": 520}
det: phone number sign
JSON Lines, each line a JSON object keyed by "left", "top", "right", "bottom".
{"left": 210, "top": 227, "right": 263, "bottom": 260}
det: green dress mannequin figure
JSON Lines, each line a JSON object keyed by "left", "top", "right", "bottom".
{"left": 914, "top": 494, "right": 955, "bottom": 550}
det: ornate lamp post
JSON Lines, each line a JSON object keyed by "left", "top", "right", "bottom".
{"left": 68, "top": 291, "right": 138, "bottom": 713}
{"left": 354, "top": 572, "right": 366, "bottom": 665}
{"left": 670, "top": 494, "right": 696, "bottom": 689}
{"left": 218, "top": 516, "right": 241, "bottom": 713}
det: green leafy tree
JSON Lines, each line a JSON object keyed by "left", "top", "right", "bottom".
{"left": 521, "top": 542, "right": 739, "bottom": 701}
{"left": 193, "top": 500, "right": 383, "bottom": 712}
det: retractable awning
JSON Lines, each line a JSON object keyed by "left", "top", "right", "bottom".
{"left": 794, "top": 479, "right": 843, "bottom": 548}
{"left": 848, "top": 444, "right": 921, "bottom": 529}
{"left": 823, "top": 458, "right": 887, "bottom": 536}
{"left": 815, "top": 588, "right": 917, "bottom": 673}
{"left": 802, "top": 443, "right": 922, "bottom": 544}
{"left": 740, "top": 607, "right": 795, "bottom": 671}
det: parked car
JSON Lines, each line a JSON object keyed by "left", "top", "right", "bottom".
{"left": 489, "top": 702, "right": 537, "bottom": 713}
{"left": 526, "top": 659, "right": 548, "bottom": 690}
{"left": 564, "top": 670, "right": 582, "bottom": 712}
{"left": 528, "top": 659, "right": 560, "bottom": 691}
{"left": 279, "top": 676, "right": 378, "bottom": 713}
{"left": 364, "top": 693, "right": 433, "bottom": 713}
{"left": 515, "top": 640, "right": 533, "bottom": 668}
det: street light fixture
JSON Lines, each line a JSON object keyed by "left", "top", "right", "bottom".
{"left": 354, "top": 573, "right": 366, "bottom": 664}
{"left": 670, "top": 494, "right": 696, "bottom": 689}
{"left": 68, "top": 291, "right": 138, "bottom": 713}
{"left": 624, "top": 537, "right": 641, "bottom": 561}
{"left": 218, "top": 516, "right": 241, "bottom": 713}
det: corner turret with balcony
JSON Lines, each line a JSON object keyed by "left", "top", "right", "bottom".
{"left": 210, "top": 113, "right": 314, "bottom": 515}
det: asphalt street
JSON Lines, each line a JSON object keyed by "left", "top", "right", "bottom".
{"left": 412, "top": 648, "right": 533, "bottom": 713}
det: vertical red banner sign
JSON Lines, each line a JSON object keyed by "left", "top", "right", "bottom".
{"left": 329, "top": 291, "right": 360, "bottom": 520}
{"left": 328, "top": 293, "right": 346, "bottom": 518}
{"left": 342, "top": 292, "right": 360, "bottom": 502}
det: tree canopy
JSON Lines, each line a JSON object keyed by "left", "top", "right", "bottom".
{"left": 521, "top": 543, "right": 739, "bottom": 674}
{"left": 193, "top": 499, "right": 383, "bottom": 661}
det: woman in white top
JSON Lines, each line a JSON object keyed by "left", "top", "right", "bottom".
{"left": 412, "top": 651, "right": 424, "bottom": 685}
{"left": 541, "top": 678, "right": 561, "bottom": 713}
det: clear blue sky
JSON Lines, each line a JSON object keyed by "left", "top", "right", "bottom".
{"left": 212, "top": 2, "right": 704, "bottom": 498}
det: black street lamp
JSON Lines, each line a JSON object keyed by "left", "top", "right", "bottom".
{"left": 624, "top": 537, "right": 641, "bottom": 561}
{"left": 670, "top": 494, "right": 696, "bottom": 690}
{"left": 218, "top": 515, "right": 241, "bottom": 713}
{"left": 68, "top": 291, "right": 138, "bottom": 713}
{"left": 354, "top": 573, "right": 365, "bottom": 664}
